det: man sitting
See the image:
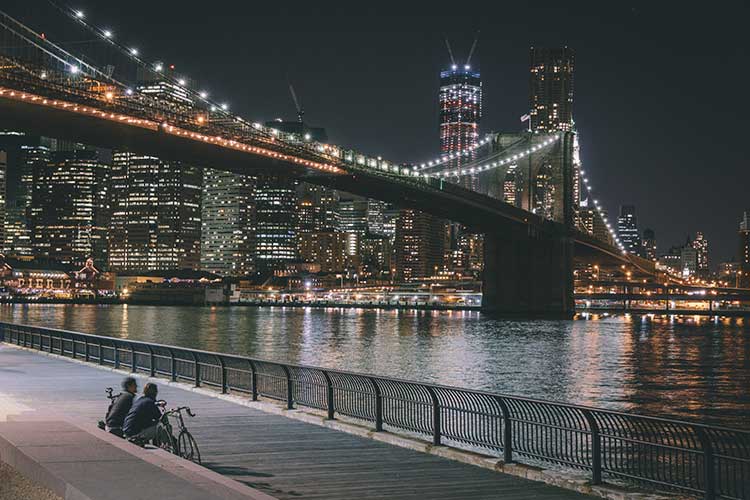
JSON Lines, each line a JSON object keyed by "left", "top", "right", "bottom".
{"left": 104, "top": 377, "right": 137, "bottom": 437}
{"left": 123, "top": 383, "right": 162, "bottom": 443}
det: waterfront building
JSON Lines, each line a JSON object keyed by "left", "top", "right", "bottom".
{"left": 298, "top": 231, "right": 347, "bottom": 273}
{"left": 658, "top": 245, "right": 683, "bottom": 274}
{"left": 366, "top": 199, "right": 389, "bottom": 236}
{"left": 360, "top": 234, "right": 392, "bottom": 279}
{"left": 338, "top": 198, "right": 369, "bottom": 258}
{"left": 617, "top": 205, "right": 641, "bottom": 256}
{"left": 394, "top": 209, "right": 446, "bottom": 281}
{"left": 642, "top": 228, "right": 657, "bottom": 261}
{"left": 692, "top": 232, "right": 709, "bottom": 278}
{"left": 740, "top": 212, "right": 750, "bottom": 287}
{"left": 109, "top": 152, "right": 202, "bottom": 273}
{"left": 254, "top": 175, "right": 299, "bottom": 273}
{"left": 297, "top": 183, "right": 339, "bottom": 233}
{"left": 529, "top": 47, "right": 575, "bottom": 132}
{"left": 681, "top": 244, "right": 698, "bottom": 278}
{"left": 30, "top": 149, "right": 109, "bottom": 267}
{"left": 200, "top": 169, "right": 256, "bottom": 277}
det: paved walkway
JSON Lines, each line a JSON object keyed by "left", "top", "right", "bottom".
{"left": 0, "top": 345, "right": 593, "bottom": 500}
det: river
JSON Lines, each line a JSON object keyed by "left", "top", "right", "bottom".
{"left": 1, "top": 304, "right": 748, "bottom": 429}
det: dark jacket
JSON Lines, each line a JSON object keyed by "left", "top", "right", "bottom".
{"left": 123, "top": 396, "right": 161, "bottom": 436}
{"left": 105, "top": 392, "right": 134, "bottom": 429}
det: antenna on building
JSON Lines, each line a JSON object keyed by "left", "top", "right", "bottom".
{"left": 466, "top": 31, "right": 480, "bottom": 67}
{"left": 287, "top": 77, "right": 304, "bottom": 123}
{"left": 444, "top": 37, "right": 456, "bottom": 67}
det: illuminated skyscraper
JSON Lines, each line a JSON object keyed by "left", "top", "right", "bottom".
{"left": 109, "top": 152, "right": 202, "bottom": 273}
{"left": 642, "top": 228, "right": 657, "bottom": 261}
{"left": 739, "top": 212, "right": 750, "bottom": 287}
{"left": 254, "top": 175, "right": 298, "bottom": 272}
{"left": 439, "top": 64, "right": 482, "bottom": 188}
{"left": 0, "top": 151, "right": 5, "bottom": 246}
{"left": 529, "top": 47, "right": 575, "bottom": 132}
{"left": 394, "top": 209, "right": 446, "bottom": 281}
{"left": 692, "top": 232, "right": 709, "bottom": 278}
{"left": 617, "top": 205, "right": 641, "bottom": 255}
{"left": 30, "top": 149, "right": 109, "bottom": 267}
{"left": 200, "top": 169, "right": 256, "bottom": 276}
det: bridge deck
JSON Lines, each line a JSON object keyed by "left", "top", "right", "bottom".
{"left": 0, "top": 345, "right": 593, "bottom": 500}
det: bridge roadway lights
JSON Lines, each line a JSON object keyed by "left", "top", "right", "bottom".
{"left": 482, "top": 228, "right": 575, "bottom": 318}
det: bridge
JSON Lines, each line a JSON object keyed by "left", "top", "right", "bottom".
{"left": 0, "top": 3, "right": 659, "bottom": 317}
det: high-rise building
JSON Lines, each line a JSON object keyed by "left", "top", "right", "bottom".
{"left": 297, "top": 184, "right": 339, "bottom": 233}
{"left": 254, "top": 175, "right": 298, "bottom": 273}
{"left": 394, "top": 209, "right": 446, "bottom": 281}
{"left": 30, "top": 149, "right": 109, "bottom": 267}
{"left": 109, "top": 152, "right": 202, "bottom": 273}
{"left": 0, "top": 151, "right": 6, "bottom": 247}
{"left": 739, "top": 212, "right": 750, "bottom": 287}
{"left": 338, "top": 198, "right": 369, "bottom": 258}
{"left": 200, "top": 169, "right": 256, "bottom": 277}
{"left": 439, "top": 64, "right": 482, "bottom": 189}
{"left": 298, "top": 232, "right": 347, "bottom": 273}
{"left": 692, "top": 232, "right": 709, "bottom": 278}
{"left": 617, "top": 205, "right": 641, "bottom": 255}
{"left": 642, "top": 228, "right": 657, "bottom": 261}
{"left": 529, "top": 47, "right": 575, "bottom": 132}
{"left": 681, "top": 245, "right": 698, "bottom": 278}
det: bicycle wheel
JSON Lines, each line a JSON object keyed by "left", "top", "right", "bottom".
{"left": 177, "top": 430, "right": 201, "bottom": 464}
{"left": 155, "top": 424, "right": 177, "bottom": 454}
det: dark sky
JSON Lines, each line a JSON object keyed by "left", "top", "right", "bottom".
{"left": 7, "top": 1, "right": 750, "bottom": 263}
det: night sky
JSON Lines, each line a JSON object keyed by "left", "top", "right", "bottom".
{"left": 6, "top": 1, "right": 750, "bottom": 264}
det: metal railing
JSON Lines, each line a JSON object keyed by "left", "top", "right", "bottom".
{"left": 1, "top": 321, "right": 747, "bottom": 499}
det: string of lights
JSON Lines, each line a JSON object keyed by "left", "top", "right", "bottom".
{"left": 580, "top": 168, "right": 626, "bottom": 253}
{"left": 415, "top": 134, "right": 494, "bottom": 170}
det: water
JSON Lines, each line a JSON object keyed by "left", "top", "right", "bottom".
{"left": 2, "top": 304, "right": 749, "bottom": 429}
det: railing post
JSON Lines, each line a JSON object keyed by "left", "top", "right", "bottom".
{"left": 169, "top": 348, "right": 177, "bottom": 381}
{"left": 97, "top": 339, "right": 103, "bottom": 364}
{"left": 281, "top": 365, "right": 293, "bottom": 410}
{"left": 191, "top": 352, "right": 201, "bottom": 387}
{"left": 130, "top": 345, "right": 137, "bottom": 373}
{"left": 497, "top": 397, "right": 514, "bottom": 463}
{"left": 322, "top": 371, "right": 334, "bottom": 420}
{"left": 248, "top": 360, "right": 258, "bottom": 401}
{"left": 370, "top": 377, "right": 383, "bottom": 432}
{"left": 147, "top": 346, "right": 155, "bottom": 377}
{"left": 84, "top": 338, "right": 89, "bottom": 361}
{"left": 425, "top": 386, "right": 441, "bottom": 446}
{"left": 582, "top": 409, "right": 602, "bottom": 485}
{"left": 114, "top": 342, "right": 120, "bottom": 369}
{"left": 69, "top": 334, "right": 75, "bottom": 359}
{"left": 696, "top": 427, "right": 716, "bottom": 500}
{"left": 218, "top": 356, "right": 227, "bottom": 394}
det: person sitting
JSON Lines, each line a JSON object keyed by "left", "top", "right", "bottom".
{"left": 123, "top": 383, "right": 162, "bottom": 443}
{"left": 104, "top": 377, "right": 137, "bottom": 437}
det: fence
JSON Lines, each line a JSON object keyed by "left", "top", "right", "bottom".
{"left": 1, "top": 321, "right": 748, "bottom": 499}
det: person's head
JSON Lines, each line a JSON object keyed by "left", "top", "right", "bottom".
{"left": 122, "top": 377, "right": 137, "bottom": 394}
{"left": 143, "top": 382, "right": 158, "bottom": 399}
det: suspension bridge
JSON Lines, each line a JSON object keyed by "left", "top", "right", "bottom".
{"left": 0, "top": 3, "right": 665, "bottom": 316}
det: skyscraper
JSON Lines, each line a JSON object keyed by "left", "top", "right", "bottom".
{"left": 200, "top": 169, "right": 256, "bottom": 277}
{"left": 0, "top": 151, "right": 6, "bottom": 247}
{"left": 338, "top": 198, "right": 369, "bottom": 258}
{"left": 642, "top": 228, "right": 657, "bottom": 261}
{"left": 439, "top": 64, "right": 482, "bottom": 188}
{"left": 108, "top": 152, "right": 202, "bottom": 273}
{"left": 692, "top": 232, "right": 709, "bottom": 278}
{"left": 529, "top": 47, "right": 575, "bottom": 132}
{"left": 30, "top": 149, "right": 109, "bottom": 267}
{"left": 254, "top": 175, "right": 299, "bottom": 273}
{"left": 739, "top": 212, "right": 750, "bottom": 287}
{"left": 394, "top": 209, "right": 446, "bottom": 281}
{"left": 617, "top": 205, "right": 641, "bottom": 255}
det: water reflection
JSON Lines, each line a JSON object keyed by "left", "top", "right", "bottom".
{"left": 1, "top": 304, "right": 748, "bottom": 429}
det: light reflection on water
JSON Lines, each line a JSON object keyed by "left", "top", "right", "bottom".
{"left": 2, "top": 304, "right": 748, "bottom": 429}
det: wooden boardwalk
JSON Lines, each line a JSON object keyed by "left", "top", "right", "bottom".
{"left": 0, "top": 345, "right": 593, "bottom": 500}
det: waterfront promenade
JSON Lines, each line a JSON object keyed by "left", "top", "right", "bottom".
{"left": 0, "top": 345, "right": 593, "bottom": 500}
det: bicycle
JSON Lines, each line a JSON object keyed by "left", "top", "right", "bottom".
{"left": 153, "top": 402, "right": 202, "bottom": 465}
{"left": 96, "top": 387, "right": 119, "bottom": 432}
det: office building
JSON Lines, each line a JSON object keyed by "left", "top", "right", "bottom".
{"left": 30, "top": 149, "right": 109, "bottom": 267}
{"left": 360, "top": 234, "right": 391, "bottom": 279}
{"left": 200, "top": 169, "right": 256, "bottom": 277}
{"left": 642, "top": 228, "right": 657, "bottom": 261}
{"left": 394, "top": 209, "right": 446, "bottom": 281}
{"left": 254, "top": 175, "right": 299, "bottom": 272}
{"left": 298, "top": 232, "right": 347, "bottom": 273}
{"left": 109, "top": 152, "right": 202, "bottom": 273}
{"left": 681, "top": 245, "right": 698, "bottom": 278}
{"left": 338, "top": 198, "right": 369, "bottom": 258}
{"left": 297, "top": 184, "right": 339, "bottom": 233}
{"left": 529, "top": 47, "right": 575, "bottom": 132}
{"left": 617, "top": 205, "right": 641, "bottom": 255}
{"left": 692, "top": 232, "right": 709, "bottom": 278}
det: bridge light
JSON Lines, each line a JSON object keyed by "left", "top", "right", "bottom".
{"left": 199, "top": 91, "right": 208, "bottom": 99}
{"left": 464, "top": 64, "right": 470, "bottom": 70}
{"left": 221, "top": 103, "right": 228, "bottom": 110}
{"left": 103, "top": 30, "right": 113, "bottom": 38}
{"left": 69, "top": 65, "right": 79, "bottom": 74}
{"left": 451, "top": 64, "right": 457, "bottom": 70}
{"left": 130, "top": 48, "right": 139, "bottom": 56}
{"left": 304, "top": 133, "right": 311, "bottom": 141}
{"left": 75, "top": 10, "right": 84, "bottom": 18}
{"left": 178, "top": 78, "right": 186, "bottom": 86}
{"left": 125, "top": 88, "right": 133, "bottom": 95}
{"left": 40, "top": 71, "right": 47, "bottom": 79}
{"left": 154, "top": 63, "right": 163, "bottom": 72}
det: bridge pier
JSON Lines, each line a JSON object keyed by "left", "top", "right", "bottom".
{"left": 482, "top": 229, "right": 574, "bottom": 318}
